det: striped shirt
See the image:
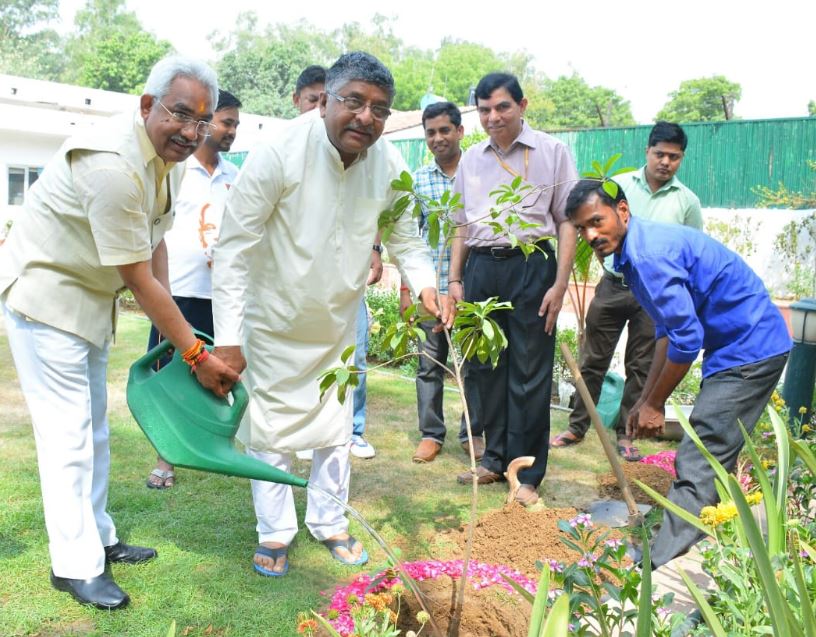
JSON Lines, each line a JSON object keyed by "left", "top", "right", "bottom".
{"left": 413, "top": 161, "right": 455, "bottom": 294}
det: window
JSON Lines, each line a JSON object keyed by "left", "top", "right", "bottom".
{"left": 7, "top": 166, "right": 41, "bottom": 206}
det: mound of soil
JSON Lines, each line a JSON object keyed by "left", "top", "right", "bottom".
{"left": 597, "top": 463, "right": 673, "bottom": 505}
{"left": 452, "top": 504, "right": 625, "bottom": 576}
{"left": 397, "top": 574, "right": 530, "bottom": 637}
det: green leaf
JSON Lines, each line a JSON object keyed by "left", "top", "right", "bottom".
{"left": 602, "top": 153, "right": 622, "bottom": 174}
{"left": 511, "top": 175, "right": 523, "bottom": 190}
{"left": 671, "top": 402, "right": 732, "bottom": 492}
{"left": 166, "top": 621, "right": 176, "bottom": 637}
{"left": 727, "top": 475, "right": 801, "bottom": 637}
{"left": 500, "top": 573, "right": 535, "bottom": 604}
{"left": 791, "top": 534, "right": 816, "bottom": 637}
{"left": 538, "top": 592, "right": 569, "bottom": 637}
{"left": 428, "top": 215, "right": 440, "bottom": 253}
{"left": 591, "top": 160, "right": 603, "bottom": 176}
{"left": 340, "top": 344, "right": 355, "bottom": 364}
{"left": 602, "top": 180, "right": 618, "bottom": 199}
{"left": 610, "top": 166, "right": 637, "bottom": 176}
{"left": 635, "top": 480, "right": 712, "bottom": 536}
{"left": 676, "top": 567, "right": 728, "bottom": 637}
{"left": 636, "top": 536, "right": 652, "bottom": 637}
{"left": 318, "top": 372, "right": 336, "bottom": 401}
{"left": 528, "top": 563, "right": 551, "bottom": 636}
{"left": 738, "top": 419, "right": 783, "bottom": 555}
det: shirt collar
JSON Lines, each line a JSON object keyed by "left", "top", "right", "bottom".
{"left": 485, "top": 119, "right": 536, "bottom": 154}
{"left": 632, "top": 165, "right": 679, "bottom": 194}
{"left": 134, "top": 109, "right": 175, "bottom": 180}
{"left": 614, "top": 214, "right": 639, "bottom": 272}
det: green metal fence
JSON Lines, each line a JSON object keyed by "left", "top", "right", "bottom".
{"left": 226, "top": 118, "right": 816, "bottom": 209}
{"left": 389, "top": 118, "right": 816, "bottom": 209}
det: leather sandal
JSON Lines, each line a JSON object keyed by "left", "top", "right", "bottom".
{"left": 146, "top": 468, "right": 175, "bottom": 489}
{"left": 550, "top": 431, "right": 583, "bottom": 448}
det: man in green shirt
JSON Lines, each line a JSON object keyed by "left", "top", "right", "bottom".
{"left": 551, "top": 122, "right": 702, "bottom": 460}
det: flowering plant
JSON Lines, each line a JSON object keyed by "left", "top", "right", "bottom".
{"left": 638, "top": 404, "right": 816, "bottom": 637}
{"left": 302, "top": 560, "right": 537, "bottom": 637}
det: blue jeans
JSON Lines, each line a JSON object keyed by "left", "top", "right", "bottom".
{"left": 352, "top": 298, "right": 368, "bottom": 437}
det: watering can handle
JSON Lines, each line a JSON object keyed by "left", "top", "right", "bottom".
{"left": 130, "top": 330, "right": 249, "bottom": 414}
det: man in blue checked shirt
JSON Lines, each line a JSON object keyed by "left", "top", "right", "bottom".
{"left": 401, "top": 102, "right": 485, "bottom": 464}
{"left": 565, "top": 179, "right": 791, "bottom": 568}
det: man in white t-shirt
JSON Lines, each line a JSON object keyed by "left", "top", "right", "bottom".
{"left": 146, "top": 89, "right": 242, "bottom": 489}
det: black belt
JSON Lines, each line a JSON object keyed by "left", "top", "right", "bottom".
{"left": 471, "top": 239, "right": 552, "bottom": 259}
{"left": 603, "top": 271, "right": 629, "bottom": 288}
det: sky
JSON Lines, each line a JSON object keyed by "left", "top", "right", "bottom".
{"left": 58, "top": 0, "right": 813, "bottom": 123}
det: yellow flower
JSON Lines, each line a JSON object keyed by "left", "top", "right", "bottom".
{"left": 746, "top": 492, "right": 763, "bottom": 506}
{"left": 803, "top": 424, "right": 812, "bottom": 433}
{"left": 370, "top": 321, "right": 381, "bottom": 335}
{"left": 416, "top": 610, "right": 431, "bottom": 625}
{"left": 700, "top": 506, "right": 719, "bottom": 526}
{"left": 799, "top": 406, "right": 808, "bottom": 415}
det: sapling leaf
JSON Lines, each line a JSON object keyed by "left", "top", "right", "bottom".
{"left": 610, "top": 166, "right": 637, "bottom": 176}
{"left": 602, "top": 180, "right": 619, "bottom": 199}
{"left": 602, "top": 153, "right": 622, "bottom": 174}
{"left": 592, "top": 160, "right": 604, "bottom": 176}
{"left": 340, "top": 344, "right": 355, "bottom": 364}
{"left": 511, "top": 175, "right": 523, "bottom": 190}
{"left": 428, "top": 215, "right": 440, "bottom": 252}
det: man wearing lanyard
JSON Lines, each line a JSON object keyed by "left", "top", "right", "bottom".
{"left": 448, "top": 72, "right": 578, "bottom": 506}
{"left": 551, "top": 122, "right": 703, "bottom": 461}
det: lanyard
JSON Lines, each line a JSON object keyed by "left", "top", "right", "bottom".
{"left": 491, "top": 146, "right": 528, "bottom": 181}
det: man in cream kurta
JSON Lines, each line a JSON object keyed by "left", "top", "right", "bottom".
{"left": 0, "top": 57, "right": 239, "bottom": 610}
{"left": 212, "top": 52, "right": 440, "bottom": 575}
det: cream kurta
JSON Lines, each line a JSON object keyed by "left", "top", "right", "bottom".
{"left": 212, "top": 112, "right": 435, "bottom": 452}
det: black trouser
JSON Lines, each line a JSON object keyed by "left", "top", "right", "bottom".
{"left": 147, "top": 296, "right": 214, "bottom": 366}
{"left": 463, "top": 245, "right": 556, "bottom": 488}
{"left": 568, "top": 274, "right": 655, "bottom": 439}
{"left": 416, "top": 320, "right": 484, "bottom": 444}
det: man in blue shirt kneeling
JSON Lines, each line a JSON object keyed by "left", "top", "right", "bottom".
{"left": 565, "top": 179, "right": 791, "bottom": 568}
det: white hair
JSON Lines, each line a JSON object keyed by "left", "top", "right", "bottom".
{"left": 143, "top": 55, "right": 218, "bottom": 111}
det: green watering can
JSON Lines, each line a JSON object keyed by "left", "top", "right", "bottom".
{"left": 126, "top": 336, "right": 308, "bottom": 488}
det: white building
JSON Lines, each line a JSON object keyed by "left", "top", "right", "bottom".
{"left": 0, "top": 74, "right": 287, "bottom": 231}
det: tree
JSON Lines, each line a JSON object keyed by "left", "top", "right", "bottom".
{"left": 0, "top": 0, "right": 64, "bottom": 80}
{"left": 656, "top": 75, "right": 742, "bottom": 122}
{"left": 211, "top": 13, "right": 334, "bottom": 118}
{"left": 63, "top": 0, "right": 172, "bottom": 94}
{"left": 809, "top": 100, "right": 815, "bottom": 116}
{"left": 525, "top": 74, "right": 635, "bottom": 130}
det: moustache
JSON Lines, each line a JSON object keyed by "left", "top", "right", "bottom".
{"left": 345, "top": 125, "right": 373, "bottom": 136}
{"left": 590, "top": 238, "right": 607, "bottom": 251}
{"left": 170, "top": 135, "right": 196, "bottom": 148}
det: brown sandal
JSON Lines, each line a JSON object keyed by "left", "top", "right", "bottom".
{"left": 550, "top": 431, "right": 583, "bottom": 448}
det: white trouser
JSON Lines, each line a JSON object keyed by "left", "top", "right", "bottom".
{"left": 248, "top": 443, "right": 351, "bottom": 545}
{"left": 4, "top": 305, "right": 117, "bottom": 578}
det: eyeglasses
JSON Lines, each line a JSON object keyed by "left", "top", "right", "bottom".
{"left": 157, "top": 101, "right": 216, "bottom": 137}
{"left": 327, "top": 92, "right": 391, "bottom": 121}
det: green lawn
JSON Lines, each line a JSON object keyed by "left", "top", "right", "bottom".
{"left": 0, "top": 313, "right": 672, "bottom": 636}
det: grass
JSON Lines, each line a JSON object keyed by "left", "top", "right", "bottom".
{"left": 0, "top": 313, "right": 674, "bottom": 636}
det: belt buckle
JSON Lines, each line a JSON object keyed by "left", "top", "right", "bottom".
{"left": 489, "top": 246, "right": 507, "bottom": 259}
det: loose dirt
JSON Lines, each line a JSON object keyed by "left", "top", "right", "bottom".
{"left": 597, "top": 463, "right": 674, "bottom": 505}
{"left": 397, "top": 574, "right": 530, "bottom": 637}
{"left": 452, "top": 504, "right": 626, "bottom": 576}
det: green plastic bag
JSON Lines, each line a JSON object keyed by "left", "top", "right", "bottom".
{"left": 597, "top": 371, "right": 624, "bottom": 429}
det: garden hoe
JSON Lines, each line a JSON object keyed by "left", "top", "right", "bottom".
{"left": 559, "top": 343, "right": 650, "bottom": 529}
{"left": 126, "top": 335, "right": 308, "bottom": 489}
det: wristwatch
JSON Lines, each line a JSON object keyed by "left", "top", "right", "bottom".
{"left": 372, "top": 244, "right": 383, "bottom": 253}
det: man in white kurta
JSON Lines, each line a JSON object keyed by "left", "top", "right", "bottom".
{"left": 212, "top": 52, "right": 440, "bottom": 575}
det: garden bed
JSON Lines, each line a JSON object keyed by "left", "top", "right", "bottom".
{"left": 597, "top": 463, "right": 674, "bottom": 505}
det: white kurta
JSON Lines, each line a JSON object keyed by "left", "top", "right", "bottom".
{"left": 212, "top": 112, "right": 435, "bottom": 452}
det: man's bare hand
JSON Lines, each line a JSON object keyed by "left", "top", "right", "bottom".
{"left": 194, "top": 352, "right": 241, "bottom": 398}
{"left": 628, "top": 402, "right": 665, "bottom": 439}
{"left": 419, "top": 287, "right": 453, "bottom": 332}
{"left": 538, "top": 283, "right": 567, "bottom": 335}
{"left": 367, "top": 250, "right": 384, "bottom": 285}
{"left": 212, "top": 345, "right": 247, "bottom": 375}
{"left": 399, "top": 287, "right": 413, "bottom": 319}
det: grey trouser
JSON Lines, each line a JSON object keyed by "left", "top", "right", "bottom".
{"left": 416, "top": 321, "right": 483, "bottom": 444}
{"left": 568, "top": 274, "right": 655, "bottom": 439}
{"left": 650, "top": 353, "right": 788, "bottom": 568}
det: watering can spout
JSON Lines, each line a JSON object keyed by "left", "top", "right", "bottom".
{"left": 126, "top": 336, "right": 308, "bottom": 489}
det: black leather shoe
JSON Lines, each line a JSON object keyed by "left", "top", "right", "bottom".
{"left": 50, "top": 571, "right": 130, "bottom": 609}
{"left": 104, "top": 542, "right": 158, "bottom": 564}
